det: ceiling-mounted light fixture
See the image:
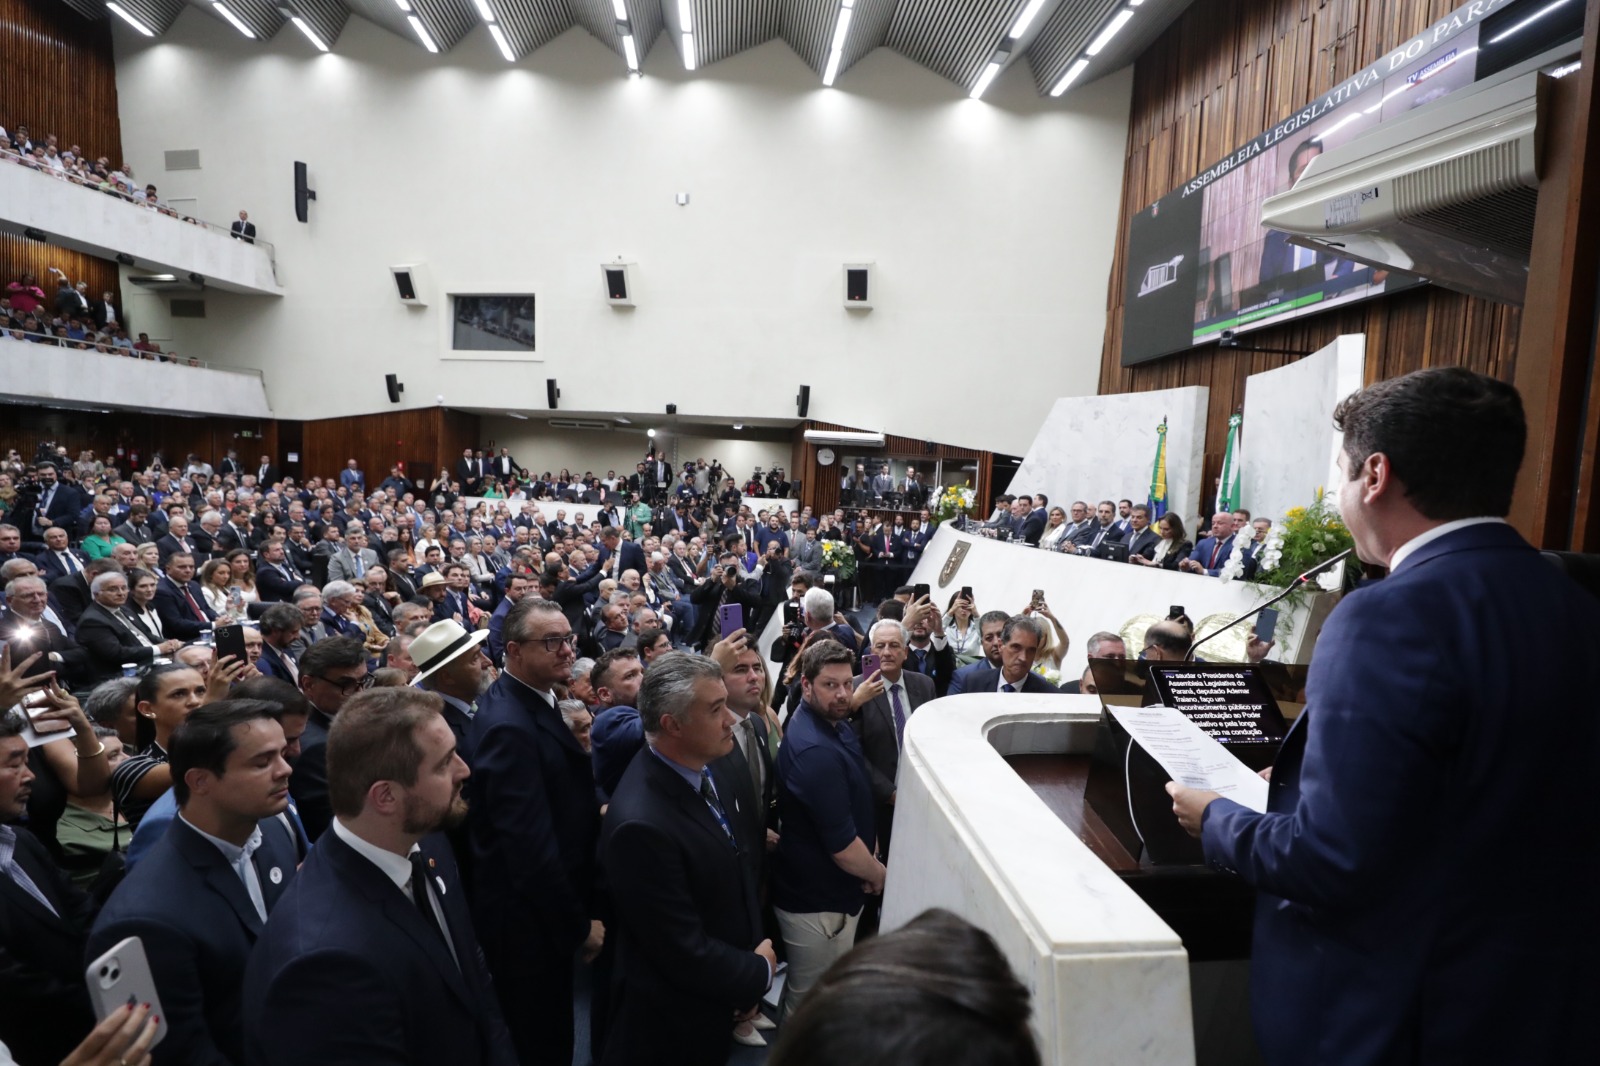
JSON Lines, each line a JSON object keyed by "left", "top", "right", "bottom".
{"left": 106, "top": 2, "right": 155, "bottom": 35}
{"left": 212, "top": 2, "right": 256, "bottom": 38}
{"left": 408, "top": 14, "right": 438, "bottom": 52}
{"left": 288, "top": 15, "right": 329, "bottom": 51}
{"left": 822, "top": 0, "right": 854, "bottom": 86}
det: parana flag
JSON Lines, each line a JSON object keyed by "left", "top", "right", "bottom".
{"left": 1148, "top": 419, "right": 1169, "bottom": 519}
{"left": 1216, "top": 413, "right": 1243, "bottom": 513}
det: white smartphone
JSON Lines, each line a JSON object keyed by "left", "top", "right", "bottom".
{"left": 85, "top": 936, "right": 168, "bottom": 1049}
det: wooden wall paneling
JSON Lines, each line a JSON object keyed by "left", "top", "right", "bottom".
{"left": 0, "top": 0, "right": 125, "bottom": 326}
{"left": 1099, "top": 0, "right": 1532, "bottom": 523}
{"left": 1513, "top": 0, "right": 1600, "bottom": 549}
{"left": 0, "top": 407, "right": 275, "bottom": 479}
{"left": 298, "top": 409, "right": 482, "bottom": 491}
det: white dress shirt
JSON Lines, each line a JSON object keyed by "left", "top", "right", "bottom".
{"left": 1387, "top": 517, "right": 1506, "bottom": 572}
{"left": 180, "top": 814, "right": 268, "bottom": 923}
{"left": 331, "top": 819, "right": 459, "bottom": 966}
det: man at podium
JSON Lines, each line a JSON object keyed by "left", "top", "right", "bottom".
{"left": 1167, "top": 367, "right": 1600, "bottom": 1065}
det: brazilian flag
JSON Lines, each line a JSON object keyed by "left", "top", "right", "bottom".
{"left": 1148, "top": 418, "right": 1169, "bottom": 519}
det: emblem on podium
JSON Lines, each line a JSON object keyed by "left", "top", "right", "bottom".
{"left": 937, "top": 542, "right": 970, "bottom": 588}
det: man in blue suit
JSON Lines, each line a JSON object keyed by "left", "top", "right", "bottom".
{"left": 600, "top": 525, "right": 646, "bottom": 583}
{"left": 89, "top": 700, "right": 300, "bottom": 1066}
{"left": 946, "top": 611, "right": 1009, "bottom": 695}
{"left": 466, "top": 598, "right": 603, "bottom": 1066}
{"left": 1179, "top": 512, "right": 1237, "bottom": 576}
{"left": 254, "top": 605, "right": 302, "bottom": 685}
{"left": 243, "top": 687, "right": 515, "bottom": 1066}
{"left": 957, "top": 615, "right": 1063, "bottom": 694}
{"left": 1168, "top": 368, "right": 1600, "bottom": 1065}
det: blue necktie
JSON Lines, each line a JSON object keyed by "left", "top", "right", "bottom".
{"left": 889, "top": 683, "right": 907, "bottom": 747}
{"left": 1002, "top": 683, "right": 1017, "bottom": 693}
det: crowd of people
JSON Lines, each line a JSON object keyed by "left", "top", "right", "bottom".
{"left": 0, "top": 439, "right": 1060, "bottom": 1066}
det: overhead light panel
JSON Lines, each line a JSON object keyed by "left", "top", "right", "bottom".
{"left": 106, "top": 1, "right": 155, "bottom": 34}
{"left": 678, "top": 0, "right": 692, "bottom": 31}
{"left": 408, "top": 14, "right": 438, "bottom": 52}
{"left": 487, "top": 22, "right": 514, "bottom": 60}
{"left": 504, "top": 411, "right": 529, "bottom": 420}
{"left": 471, "top": 0, "right": 493, "bottom": 20}
{"left": 970, "top": 44, "right": 1011, "bottom": 101}
{"left": 288, "top": 15, "right": 329, "bottom": 51}
{"left": 1085, "top": 8, "right": 1133, "bottom": 56}
{"left": 1050, "top": 57, "right": 1089, "bottom": 96}
{"left": 212, "top": 2, "right": 256, "bottom": 37}
{"left": 682, "top": 33, "right": 696, "bottom": 69}
{"left": 393, "top": 0, "right": 411, "bottom": 11}
{"left": 611, "top": 0, "right": 626, "bottom": 17}
{"left": 620, "top": 25, "right": 640, "bottom": 71}
{"left": 822, "top": 1, "right": 853, "bottom": 87}
{"left": 678, "top": 0, "right": 695, "bottom": 69}
{"left": 1006, "top": 0, "right": 1049, "bottom": 39}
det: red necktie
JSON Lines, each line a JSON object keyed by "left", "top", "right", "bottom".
{"left": 182, "top": 583, "right": 207, "bottom": 622}
{"left": 1210, "top": 540, "right": 1223, "bottom": 568}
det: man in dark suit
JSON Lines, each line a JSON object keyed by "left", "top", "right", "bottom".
{"left": 156, "top": 514, "right": 200, "bottom": 566}
{"left": 26, "top": 462, "right": 82, "bottom": 541}
{"left": 88, "top": 701, "right": 300, "bottom": 1066}
{"left": 255, "top": 605, "right": 303, "bottom": 685}
{"left": 212, "top": 508, "right": 255, "bottom": 555}
{"left": 601, "top": 653, "right": 776, "bottom": 1066}
{"left": 456, "top": 449, "right": 483, "bottom": 495}
{"left": 466, "top": 599, "right": 603, "bottom": 1066}
{"left": 901, "top": 598, "right": 958, "bottom": 697}
{"left": 708, "top": 638, "right": 777, "bottom": 895}
{"left": 0, "top": 715, "right": 97, "bottom": 1065}
{"left": 1180, "top": 512, "right": 1238, "bottom": 577}
{"left": 75, "top": 572, "right": 184, "bottom": 685}
{"left": 850, "top": 618, "right": 936, "bottom": 857}
{"left": 229, "top": 210, "right": 256, "bottom": 243}
{"left": 154, "top": 552, "right": 217, "bottom": 640}
{"left": 490, "top": 448, "right": 520, "bottom": 482}
{"left": 1124, "top": 504, "right": 1161, "bottom": 561}
{"left": 1019, "top": 496, "right": 1047, "bottom": 545}
{"left": 599, "top": 526, "right": 646, "bottom": 582}
{"left": 958, "top": 615, "right": 1063, "bottom": 694}
{"left": 254, "top": 541, "right": 306, "bottom": 603}
{"left": 254, "top": 455, "right": 279, "bottom": 487}
{"left": 113, "top": 504, "right": 159, "bottom": 546}
{"left": 1068, "top": 500, "right": 1126, "bottom": 556}
{"left": 33, "top": 526, "right": 87, "bottom": 585}
{"left": 287, "top": 636, "right": 369, "bottom": 841}
{"left": 48, "top": 563, "right": 98, "bottom": 629}
{"left": 0, "top": 577, "right": 91, "bottom": 687}
{"left": 243, "top": 688, "right": 516, "bottom": 1066}
{"left": 1169, "top": 368, "right": 1600, "bottom": 1065}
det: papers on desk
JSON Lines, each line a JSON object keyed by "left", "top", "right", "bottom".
{"left": 1108, "top": 705, "right": 1269, "bottom": 814}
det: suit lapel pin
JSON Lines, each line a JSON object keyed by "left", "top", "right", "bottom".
{"left": 269, "top": 867, "right": 283, "bottom": 884}
{"left": 427, "top": 857, "right": 436, "bottom": 868}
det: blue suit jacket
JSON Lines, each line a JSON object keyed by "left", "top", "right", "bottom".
{"left": 465, "top": 673, "right": 599, "bottom": 977}
{"left": 255, "top": 642, "right": 297, "bottom": 684}
{"left": 1201, "top": 523, "right": 1600, "bottom": 1064}
{"left": 950, "top": 665, "right": 1062, "bottom": 694}
{"left": 153, "top": 575, "right": 217, "bottom": 639}
{"left": 242, "top": 829, "right": 515, "bottom": 1066}
{"left": 946, "top": 658, "right": 994, "bottom": 695}
{"left": 1189, "top": 534, "right": 1235, "bottom": 576}
{"left": 89, "top": 816, "right": 299, "bottom": 1066}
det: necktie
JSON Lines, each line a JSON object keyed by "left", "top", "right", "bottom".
{"left": 181, "top": 582, "right": 207, "bottom": 622}
{"left": 1002, "top": 682, "right": 1017, "bottom": 693}
{"left": 0, "top": 826, "right": 58, "bottom": 916}
{"left": 406, "top": 852, "right": 455, "bottom": 964}
{"left": 1210, "top": 540, "right": 1224, "bottom": 568}
{"left": 353, "top": 552, "right": 365, "bottom": 577}
{"left": 889, "top": 683, "right": 907, "bottom": 747}
{"left": 698, "top": 770, "right": 736, "bottom": 844}
{"left": 740, "top": 717, "right": 764, "bottom": 799}
{"left": 59, "top": 551, "right": 79, "bottom": 574}
{"left": 912, "top": 648, "right": 928, "bottom": 674}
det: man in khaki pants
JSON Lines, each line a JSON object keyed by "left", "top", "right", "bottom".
{"left": 771, "top": 640, "right": 887, "bottom": 1018}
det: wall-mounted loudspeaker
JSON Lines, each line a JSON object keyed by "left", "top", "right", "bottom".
{"left": 547, "top": 379, "right": 560, "bottom": 409}
{"left": 294, "top": 161, "right": 316, "bottom": 223}
{"left": 844, "top": 263, "right": 873, "bottom": 309}
{"left": 666, "top": 403, "right": 678, "bottom": 415}
{"left": 603, "top": 262, "right": 636, "bottom": 306}
{"left": 385, "top": 374, "right": 404, "bottom": 404}
{"left": 796, "top": 385, "right": 811, "bottom": 418}
{"left": 389, "top": 264, "right": 431, "bottom": 307}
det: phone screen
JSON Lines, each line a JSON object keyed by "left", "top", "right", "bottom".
{"left": 1032, "top": 589, "right": 1045, "bottom": 606}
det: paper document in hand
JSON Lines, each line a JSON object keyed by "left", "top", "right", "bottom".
{"left": 1108, "top": 705, "right": 1269, "bottom": 813}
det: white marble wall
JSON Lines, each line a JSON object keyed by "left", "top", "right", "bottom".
{"left": 1240, "top": 335, "right": 1367, "bottom": 526}
{"left": 0, "top": 163, "right": 281, "bottom": 296}
{"left": 0, "top": 343, "right": 272, "bottom": 418}
{"left": 883, "top": 695, "right": 1197, "bottom": 1065}
{"left": 1012, "top": 387, "right": 1208, "bottom": 525}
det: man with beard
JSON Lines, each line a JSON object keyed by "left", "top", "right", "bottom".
{"left": 244, "top": 687, "right": 516, "bottom": 1066}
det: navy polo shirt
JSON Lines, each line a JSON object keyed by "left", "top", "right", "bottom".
{"left": 773, "top": 702, "right": 876, "bottom": 917}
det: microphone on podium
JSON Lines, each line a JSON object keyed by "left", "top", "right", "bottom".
{"left": 1186, "top": 548, "right": 1354, "bottom": 662}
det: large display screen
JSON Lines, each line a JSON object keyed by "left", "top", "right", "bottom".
{"left": 1120, "top": 0, "right": 1579, "bottom": 367}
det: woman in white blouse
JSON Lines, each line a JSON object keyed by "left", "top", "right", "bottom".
{"left": 199, "top": 559, "right": 247, "bottom": 624}
{"left": 1038, "top": 507, "right": 1072, "bottom": 551}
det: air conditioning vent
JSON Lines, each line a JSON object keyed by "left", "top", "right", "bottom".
{"left": 550, "top": 419, "right": 613, "bottom": 431}
{"left": 164, "top": 149, "right": 201, "bottom": 171}
{"left": 170, "top": 299, "right": 207, "bottom": 319}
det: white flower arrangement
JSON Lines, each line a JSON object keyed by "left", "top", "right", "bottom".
{"left": 1256, "top": 530, "right": 1285, "bottom": 574}
{"left": 1217, "top": 540, "right": 1246, "bottom": 583}
{"left": 1032, "top": 665, "right": 1062, "bottom": 687}
{"left": 1315, "top": 567, "right": 1344, "bottom": 593}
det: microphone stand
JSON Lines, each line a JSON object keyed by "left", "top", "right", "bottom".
{"left": 1186, "top": 548, "right": 1353, "bottom": 662}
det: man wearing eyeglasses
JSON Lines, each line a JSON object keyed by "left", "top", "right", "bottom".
{"left": 288, "top": 635, "right": 372, "bottom": 841}
{"left": 466, "top": 599, "right": 604, "bottom": 1066}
